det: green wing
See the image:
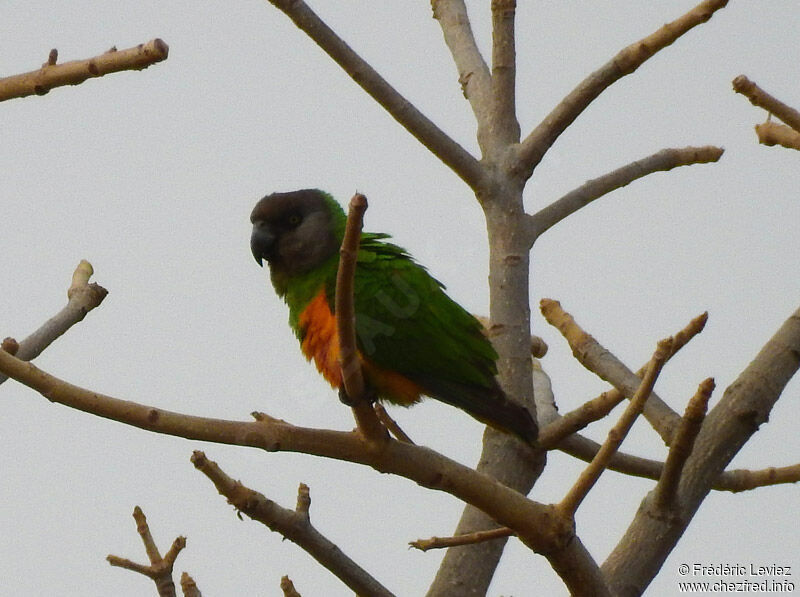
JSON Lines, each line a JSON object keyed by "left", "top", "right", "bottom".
{"left": 340, "top": 233, "right": 498, "bottom": 390}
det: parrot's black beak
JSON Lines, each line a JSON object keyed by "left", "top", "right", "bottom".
{"left": 250, "top": 222, "right": 275, "bottom": 267}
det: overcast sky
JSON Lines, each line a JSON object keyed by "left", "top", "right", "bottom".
{"left": 2, "top": 2, "right": 799, "bottom": 595}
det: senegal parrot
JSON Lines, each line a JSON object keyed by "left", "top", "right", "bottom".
{"left": 250, "top": 189, "right": 537, "bottom": 443}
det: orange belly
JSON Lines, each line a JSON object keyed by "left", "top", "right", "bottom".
{"left": 298, "top": 289, "right": 425, "bottom": 405}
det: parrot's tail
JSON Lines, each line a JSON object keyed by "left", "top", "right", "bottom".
{"left": 415, "top": 376, "right": 538, "bottom": 444}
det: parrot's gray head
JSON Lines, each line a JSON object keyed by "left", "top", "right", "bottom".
{"left": 250, "top": 189, "right": 342, "bottom": 276}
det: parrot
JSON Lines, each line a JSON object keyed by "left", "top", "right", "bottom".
{"left": 250, "top": 189, "right": 537, "bottom": 444}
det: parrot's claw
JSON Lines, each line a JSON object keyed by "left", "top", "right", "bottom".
{"left": 338, "top": 385, "right": 378, "bottom": 406}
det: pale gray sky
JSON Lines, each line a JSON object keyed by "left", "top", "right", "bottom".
{"left": 2, "top": 2, "right": 799, "bottom": 595}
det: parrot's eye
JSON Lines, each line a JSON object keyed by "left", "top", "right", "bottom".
{"left": 287, "top": 213, "right": 302, "bottom": 227}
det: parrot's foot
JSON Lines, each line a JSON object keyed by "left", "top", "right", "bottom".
{"left": 338, "top": 385, "right": 378, "bottom": 406}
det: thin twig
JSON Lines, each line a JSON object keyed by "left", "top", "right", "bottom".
{"left": 266, "top": 0, "right": 486, "bottom": 189}
{"left": 558, "top": 339, "right": 672, "bottom": 518}
{"left": 410, "top": 527, "right": 514, "bottom": 552}
{"left": 0, "top": 260, "right": 107, "bottom": 385}
{"left": 732, "top": 75, "right": 800, "bottom": 132}
{"left": 539, "top": 390, "right": 628, "bottom": 449}
{"left": 540, "top": 312, "right": 708, "bottom": 449}
{"left": 514, "top": 0, "right": 728, "bottom": 178}
{"left": 0, "top": 39, "right": 168, "bottom": 102}
{"left": 540, "top": 299, "right": 683, "bottom": 444}
{"left": 528, "top": 146, "right": 723, "bottom": 241}
{"left": 655, "top": 378, "right": 714, "bottom": 509}
{"left": 191, "top": 451, "right": 395, "bottom": 597}
{"left": 335, "top": 193, "right": 387, "bottom": 443}
{"left": 107, "top": 507, "right": 186, "bottom": 597}
{"left": 373, "top": 403, "right": 415, "bottom": 444}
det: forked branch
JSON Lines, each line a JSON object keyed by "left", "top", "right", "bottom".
{"left": 107, "top": 506, "right": 187, "bottom": 597}
{"left": 514, "top": 0, "right": 729, "bottom": 178}
{"left": 540, "top": 299, "right": 684, "bottom": 443}
{"left": 266, "top": 0, "right": 486, "bottom": 189}
{"left": 0, "top": 260, "right": 107, "bottom": 386}
{"left": 191, "top": 451, "right": 393, "bottom": 597}
{"left": 559, "top": 339, "right": 672, "bottom": 518}
{"left": 539, "top": 312, "right": 708, "bottom": 448}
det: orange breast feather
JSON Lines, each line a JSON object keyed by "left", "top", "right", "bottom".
{"left": 298, "top": 291, "right": 342, "bottom": 388}
{"left": 297, "top": 290, "right": 424, "bottom": 405}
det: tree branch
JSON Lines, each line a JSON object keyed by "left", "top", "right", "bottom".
{"left": 489, "top": 0, "right": 520, "bottom": 147}
{"left": 559, "top": 339, "right": 672, "bottom": 518}
{"left": 266, "top": 0, "right": 486, "bottom": 190}
{"left": 281, "top": 576, "right": 302, "bottom": 597}
{"left": 107, "top": 506, "right": 186, "bottom": 597}
{"left": 179, "top": 572, "right": 202, "bottom": 597}
{"left": 527, "top": 146, "right": 724, "bottom": 241}
{"left": 540, "top": 299, "right": 684, "bottom": 444}
{"left": 654, "top": 378, "right": 713, "bottom": 509}
{"left": 0, "top": 347, "right": 588, "bottom": 562}
{"left": 513, "top": 0, "right": 729, "bottom": 179}
{"left": 732, "top": 75, "right": 800, "bottom": 132}
{"left": 754, "top": 121, "right": 800, "bottom": 151}
{"left": 0, "top": 260, "right": 107, "bottom": 386}
{"left": 603, "top": 305, "right": 800, "bottom": 594}
{"left": 558, "top": 431, "right": 800, "bottom": 493}
{"left": 335, "top": 193, "right": 387, "bottom": 442}
{"left": 0, "top": 39, "right": 168, "bottom": 102}
{"left": 411, "top": 527, "right": 514, "bottom": 552}
{"left": 191, "top": 451, "right": 394, "bottom": 597}
{"left": 540, "top": 311, "right": 708, "bottom": 448}
{"left": 431, "top": 0, "right": 492, "bottom": 144}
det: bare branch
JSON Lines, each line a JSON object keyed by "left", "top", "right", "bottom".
{"left": 732, "top": 75, "right": 800, "bottom": 131}
{"left": 335, "top": 193, "right": 387, "bottom": 442}
{"left": 654, "top": 378, "right": 714, "bottom": 509}
{"left": 489, "top": 0, "right": 520, "bottom": 147}
{"left": 191, "top": 451, "right": 394, "bottom": 597}
{"left": 755, "top": 121, "right": 800, "bottom": 151}
{"left": 431, "top": 0, "right": 492, "bottom": 133}
{"left": 0, "top": 39, "right": 168, "bottom": 102}
{"left": 540, "top": 298, "right": 684, "bottom": 444}
{"left": 107, "top": 506, "right": 185, "bottom": 597}
{"left": 540, "top": 311, "right": 708, "bottom": 448}
{"left": 410, "top": 527, "right": 514, "bottom": 552}
{"left": 528, "top": 146, "right": 724, "bottom": 240}
{"left": 603, "top": 305, "right": 800, "bottom": 593}
{"left": 0, "top": 260, "right": 107, "bottom": 386}
{"left": 558, "top": 431, "right": 800, "bottom": 493}
{"left": 179, "top": 572, "right": 202, "bottom": 597}
{"left": 373, "top": 403, "right": 415, "bottom": 444}
{"left": 719, "top": 463, "right": 800, "bottom": 493}
{"left": 559, "top": 339, "right": 672, "bottom": 518}
{"left": 281, "top": 576, "right": 302, "bottom": 597}
{"left": 0, "top": 346, "right": 607, "bottom": 591}
{"left": 539, "top": 390, "right": 627, "bottom": 449}
{"left": 514, "top": 0, "right": 729, "bottom": 178}
{"left": 266, "top": 1, "right": 486, "bottom": 189}
{"left": 295, "top": 482, "right": 311, "bottom": 521}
